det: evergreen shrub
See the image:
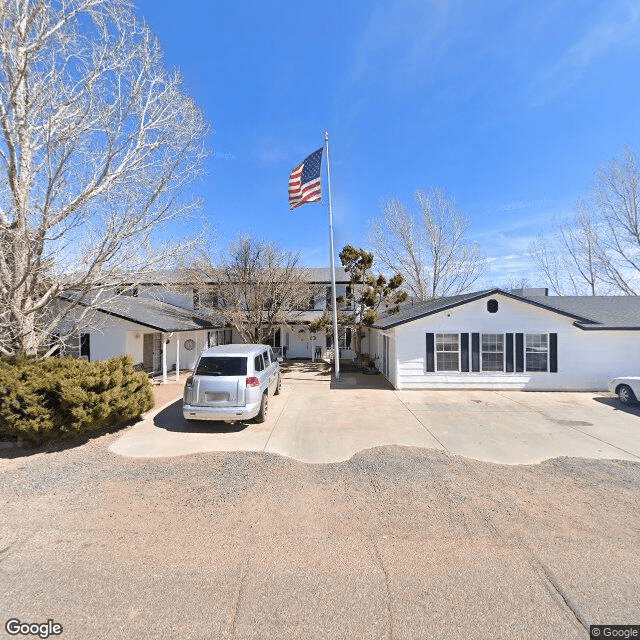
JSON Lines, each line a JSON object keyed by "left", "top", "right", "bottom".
{"left": 0, "top": 356, "right": 154, "bottom": 446}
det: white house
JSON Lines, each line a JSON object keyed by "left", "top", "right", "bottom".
{"left": 58, "top": 267, "right": 356, "bottom": 375}
{"left": 367, "top": 289, "right": 640, "bottom": 391}
{"left": 61, "top": 294, "right": 228, "bottom": 381}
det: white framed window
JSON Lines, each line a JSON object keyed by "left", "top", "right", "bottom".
{"left": 436, "top": 333, "right": 459, "bottom": 371}
{"left": 343, "top": 285, "right": 353, "bottom": 310}
{"left": 526, "top": 333, "right": 548, "bottom": 372}
{"left": 326, "top": 327, "right": 352, "bottom": 350}
{"left": 481, "top": 333, "right": 504, "bottom": 372}
{"left": 339, "top": 327, "right": 352, "bottom": 349}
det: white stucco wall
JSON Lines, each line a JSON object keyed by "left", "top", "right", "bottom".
{"left": 81, "top": 312, "right": 211, "bottom": 374}
{"left": 87, "top": 316, "right": 145, "bottom": 362}
{"left": 371, "top": 294, "right": 640, "bottom": 391}
{"left": 283, "top": 325, "right": 320, "bottom": 359}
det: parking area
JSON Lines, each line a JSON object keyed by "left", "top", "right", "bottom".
{"left": 110, "top": 362, "right": 640, "bottom": 464}
{"left": 5, "top": 362, "right": 640, "bottom": 639}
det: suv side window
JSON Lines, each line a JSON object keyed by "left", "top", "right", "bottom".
{"left": 263, "top": 350, "right": 271, "bottom": 366}
{"left": 267, "top": 347, "right": 275, "bottom": 364}
{"left": 254, "top": 354, "right": 265, "bottom": 372}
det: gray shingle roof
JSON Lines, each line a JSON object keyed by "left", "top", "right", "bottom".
{"left": 372, "top": 291, "right": 495, "bottom": 329}
{"left": 524, "top": 295, "right": 640, "bottom": 329}
{"left": 90, "top": 296, "right": 225, "bottom": 332}
{"left": 372, "top": 289, "right": 640, "bottom": 330}
{"left": 97, "top": 267, "right": 351, "bottom": 285}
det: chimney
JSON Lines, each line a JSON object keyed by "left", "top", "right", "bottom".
{"left": 510, "top": 288, "right": 549, "bottom": 297}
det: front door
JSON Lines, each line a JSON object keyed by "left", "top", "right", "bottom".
{"left": 143, "top": 334, "right": 154, "bottom": 371}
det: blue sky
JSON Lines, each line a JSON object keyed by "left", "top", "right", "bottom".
{"left": 137, "top": 0, "right": 640, "bottom": 285}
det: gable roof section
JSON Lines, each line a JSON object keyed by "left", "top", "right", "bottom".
{"left": 72, "top": 295, "right": 225, "bottom": 332}
{"left": 372, "top": 290, "right": 497, "bottom": 329}
{"left": 524, "top": 295, "right": 640, "bottom": 330}
{"left": 372, "top": 289, "right": 640, "bottom": 330}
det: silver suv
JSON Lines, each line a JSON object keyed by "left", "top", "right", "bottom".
{"left": 182, "top": 344, "right": 282, "bottom": 423}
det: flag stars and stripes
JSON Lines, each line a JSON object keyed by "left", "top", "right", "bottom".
{"left": 288, "top": 147, "right": 323, "bottom": 209}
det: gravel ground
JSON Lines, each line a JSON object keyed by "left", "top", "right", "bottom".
{"left": 1, "top": 426, "right": 639, "bottom": 640}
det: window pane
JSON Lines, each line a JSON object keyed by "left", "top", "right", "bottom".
{"left": 436, "top": 333, "right": 458, "bottom": 351}
{"left": 436, "top": 333, "right": 459, "bottom": 371}
{"left": 482, "top": 333, "right": 503, "bottom": 372}
{"left": 526, "top": 334, "right": 548, "bottom": 372}
{"left": 437, "top": 352, "right": 459, "bottom": 371}
{"left": 339, "top": 327, "right": 351, "bottom": 349}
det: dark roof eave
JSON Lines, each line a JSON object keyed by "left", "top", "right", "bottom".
{"left": 96, "top": 307, "right": 223, "bottom": 332}
{"left": 68, "top": 298, "right": 224, "bottom": 332}
{"left": 575, "top": 322, "right": 640, "bottom": 331}
{"left": 371, "top": 290, "right": 495, "bottom": 329}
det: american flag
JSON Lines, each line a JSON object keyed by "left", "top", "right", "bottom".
{"left": 288, "top": 147, "right": 323, "bottom": 209}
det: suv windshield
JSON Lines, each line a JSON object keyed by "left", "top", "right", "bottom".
{"left": 195, "top": 356, "right": 247, "bottom": 376}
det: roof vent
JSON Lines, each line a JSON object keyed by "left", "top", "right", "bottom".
{"left": 487, "top": 299, "right": 499, "bottom": 313}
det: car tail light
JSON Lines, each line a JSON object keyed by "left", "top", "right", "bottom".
{"left": 185, "top": 375, "right": 193, "bottom": 386}
{"left": 246, "top": 376, "right": 260, "bottom": 387}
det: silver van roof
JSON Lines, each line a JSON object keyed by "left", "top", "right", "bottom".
{"left": 199, "top": 344, "right": 269, "bottom": 357}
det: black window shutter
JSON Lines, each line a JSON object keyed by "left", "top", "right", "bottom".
{"left": 549, "top": 333, "right": 558, "bottom": 372}
{"left": 515, "top": 333, "right": 524, "bottom": 372}
{"left": 505, "top": 333, "right": 514, "bottom": 372}
{"left": 80, "top": 333, "right": 90, "bottom": 361}
{"left": 461, "top": 333, "right": 469, "bottom": 372}
{"left": 426, "top": 333, "right": 435, "bottom": 372}
{"left": 471, "top": 333, "right": 480, "bottom": 372}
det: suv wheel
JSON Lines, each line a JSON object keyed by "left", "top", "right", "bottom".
{"left": 255, "top": 392, "right": 268, "bottom": 423}
{"left": 274, "top": 375, "right": 282, "bottom": 395}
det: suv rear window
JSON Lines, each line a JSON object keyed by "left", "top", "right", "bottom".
{"left": 195, "top": 357, "right": 247, "bottom": 376}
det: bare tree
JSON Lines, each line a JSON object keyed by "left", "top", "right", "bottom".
{"left": 530, "top": 203, "right": 604, "bottom": 296}
{"left": 594, "top": 147, "right": 640, "bottom": 294}
{"left": 500, "top": 276, "right": 532, "bottom": 291}
{"left": 0, "top": 0, "right": 209, "bottom": 357}
{"left": 187, "top": 236, "right": 321, "bottom": 344}
{"left": 369, "top": 188, "right": 487, "bottom": 299}
{"left": 530, "top": 147, "right": 640, "bottom": 295}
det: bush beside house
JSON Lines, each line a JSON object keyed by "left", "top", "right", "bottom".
{"left": 0, "top": 356, "right": 154, "bottom": 446}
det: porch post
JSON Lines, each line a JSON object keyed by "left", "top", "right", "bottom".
{"left": 176, "top": 335, "right": 180, "bottom": 382}
{"left": 162, "top": 334, "right": 167, "bottom": 384}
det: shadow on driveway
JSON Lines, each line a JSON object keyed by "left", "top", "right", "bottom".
{"left": 330, "top": 372, "right": 395, "bottom": 391}
{"left": 153, "top": 399, "right": 252, "bottom": 434}
{"left": 280, "top": 360, "right": 332, "bottom": 381}
{"left": 593, "top": 395, "right": 640, "bottom": 417}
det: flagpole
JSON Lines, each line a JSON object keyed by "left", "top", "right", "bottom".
{"left": 324, "top": 131, "right": 341, "bottom": 382}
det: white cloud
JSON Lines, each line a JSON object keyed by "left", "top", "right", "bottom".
{"left": 350, "top": 0, "right": 452, "bottom": 87}
{"left": 530, "top": 2, "right": 640, "bottom": 106}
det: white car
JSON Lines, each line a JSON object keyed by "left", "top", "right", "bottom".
{"left": 608, "top": 377, "right": 640, "bottom": 406}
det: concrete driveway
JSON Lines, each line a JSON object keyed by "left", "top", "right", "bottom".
{"left": 110, "top": 362, "right": 640, "bottom": 464}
